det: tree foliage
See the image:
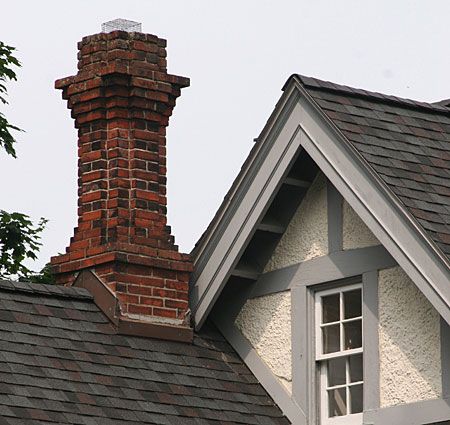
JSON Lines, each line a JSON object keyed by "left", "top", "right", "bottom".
{"left": 0, "top": 211, "right": 47, "bottom": 278}
{"left": 0, "top": 41, "right": 22, "bottom": 158}
{"left": 0, "top": 41, "right": 52, "bottom": 283}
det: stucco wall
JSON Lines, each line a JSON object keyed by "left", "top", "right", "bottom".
{"left": 379, "top": 266, "right": 442, "bottom": 407}
{"left": 342, "top": 200, "right": 380, "bottom": 250}
{"left": 235, "top": 291, "right": 292, "bottom": 393}
{"left": 264, "top": 173, "right": 328, "bottom": 272}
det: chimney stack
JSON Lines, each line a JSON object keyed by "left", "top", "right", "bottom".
{"left": 51, "top": 21, "right": 192, "bottom": 329}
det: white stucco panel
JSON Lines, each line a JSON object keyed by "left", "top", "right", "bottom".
{"left": 342, "top": 200, "right": 380, "bottom": 250}
{"left": 264, "top": 173, "right": 328, "bottom": 272}
{"left": 379, "top": 266, "right": 442, "bottom": 407}
{"left": 235, "top": 291, "right": 292, "bottom": 392}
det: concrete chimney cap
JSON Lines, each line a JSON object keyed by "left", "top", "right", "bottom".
{"left": 102, "top": 19, "right": 142, "bottom": 33}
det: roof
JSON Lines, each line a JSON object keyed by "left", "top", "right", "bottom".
{"left": 296, "top": 74, "right": 450, "bottom": 259}
{"left": 0, "top": 279, "right": 288, "bottom": 425}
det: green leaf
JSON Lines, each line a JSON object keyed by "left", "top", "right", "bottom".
{"left": 0, "top": 210, "right": 48, "bottom": 280}
{"left": 0, "top": 41, "right": 22, "bottom": 158}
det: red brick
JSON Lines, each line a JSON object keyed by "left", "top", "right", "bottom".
{"left": 68, "top": 240, "right": 89, "bottom": 252}
{"left": 153, "top": 308, "right": 177, "bottom": 319}
{"left": 164, "top": 299, "right": 188, "bottom": 310}
{"left": 152, "top": 288, "right": 176, "bottom": 299}
{"left": 140, "top": 297, "right": 163, "bottom": 307}
{"left": 52, "top": 29, "right": 193, "bottom": 330}
{"left": 69, "top": 250, "right": 86, "bottom": 261}
{"left": 165, "top": 280, "right": 188, "bottom": 291}
{"left": 117, "top": 293, "right": 140, "bottom": 305}
{"left": 81, "top": 191, "right": 105, "bottom": 203}
{"left": 135, "top": 189, "right": 160, "bottom": 202}
{"left": 176, "top": 291, "right": 189, "bottom": 301}
{"left": 81, "top": 210, "right": 103, "bottom": 221}
{"left": 130, "top": 40, "right": 159, "bottom": 53}
{"left": 127, "top": 304, "right": 151, "bottom": 316}
{"left": 152, "top": 268, "right": 177, "bottom": 280}
{"left": 81, "top": 170, "right": 105, "bottom": 183}
{"left": 86, "top": 245, "right": 106, "bottom": 256}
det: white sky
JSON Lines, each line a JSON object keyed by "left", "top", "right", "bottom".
{"left": 1, "top": 0, "right": 450, "bottom": 271}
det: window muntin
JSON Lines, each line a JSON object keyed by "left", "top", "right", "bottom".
{"left": 315, "top": 284, "right": 363, "bottom": 424}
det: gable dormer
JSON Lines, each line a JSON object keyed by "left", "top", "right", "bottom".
{"left": 191, "top": 76, "right": 450, "bottom": 425}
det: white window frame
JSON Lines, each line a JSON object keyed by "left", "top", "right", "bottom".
{"left": 315, "top": 283, "right": 363, "bottom": 425}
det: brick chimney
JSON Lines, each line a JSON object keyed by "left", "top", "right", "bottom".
{"left": 50, "top": 21, "right": 192, "bottom": 330}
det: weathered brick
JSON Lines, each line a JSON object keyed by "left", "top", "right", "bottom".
{"left": 165, "top": 299, "right": 188, "bottom": 310}
{"left": 51, "top": 29, "right": 192, "bottom": 331}
{"left": 153, "top": 308, "right": 177, "bottom": 319}
{"left": 152, "top": 288, "right": 176, "bottom": 299}
{"left": 141, "top": 297, "right": 164, "bottom": 307}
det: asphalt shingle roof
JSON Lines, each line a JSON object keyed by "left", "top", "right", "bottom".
{"left": 0, "top": 279, "right": 288, "bottom": 425}
{"left": 297, "top": 75, "right": 450, "bottom": 259}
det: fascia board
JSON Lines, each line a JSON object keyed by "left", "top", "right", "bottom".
{"left": 291, "top": 77, "right": 450, "bottom": 324}
{"left": 191, "top": 87, "right": 303, "bottom": 329}
{"left": 191, "top": 85, "right": 297, "bottom": 268}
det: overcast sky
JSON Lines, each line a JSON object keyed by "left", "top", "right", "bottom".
{"left": 1, "top": 0, "right": 450, "bottom": 271}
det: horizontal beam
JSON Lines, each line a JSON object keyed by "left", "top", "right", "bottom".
{"left": 257, "top": 222, "right": 285, "bottom": 234}
{"left": 249, "top": 245, "right": 396, "bottom": 298}
{"left": 230, "top": 267, "right": 259, "bottom": 281}
{"left": 364, "top": 397, "right": 450, "bottom": 425}
{"left": 283, "top": 177, "right": 311, "bottom": 188}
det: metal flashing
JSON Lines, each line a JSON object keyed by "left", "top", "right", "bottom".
{"left": 73, "top": 270, "right": 120, "bottom": 326}
{"left": 73, "top": 270, "right": 193, "bottom": 343}
{"left": 118, "top": 318, "right": 193, "bottom": 343}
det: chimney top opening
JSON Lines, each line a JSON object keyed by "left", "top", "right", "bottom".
{"left": 102, "top": 18, "right": 142, "bottom": 33}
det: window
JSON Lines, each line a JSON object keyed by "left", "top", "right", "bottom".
{"left": 315, "top": 284, "right": 363, "bottom": 424}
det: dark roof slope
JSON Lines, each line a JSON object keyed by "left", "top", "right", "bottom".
{"left": 297, "top": 75, "right": 450, "bottom": 259}
{"left": 0, "top": 279, "right": 288, "bottom": 425}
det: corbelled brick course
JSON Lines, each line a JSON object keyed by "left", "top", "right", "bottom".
{"left": 50, "top": 30, "right": 192, "bottom": 326}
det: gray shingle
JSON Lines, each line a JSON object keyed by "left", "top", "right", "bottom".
{"left": 299, "top": 75, "right": 450, "bottom": 259}
{"left": 0, "top": 283, "right": 289, "bottom": 425}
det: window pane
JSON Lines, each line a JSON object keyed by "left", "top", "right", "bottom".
{"left": 344, "top": 289, "right": 362, "bottom": 319}
{"left": 344, "top": 320, "right": 362, "bottom": 350}
{"left": 327, "top": 357, "right": 346, "bottom": 387}
{"left": 350, "top": 384, "right": 363, "bottom": 413}
{"left": 328, "top": 387, "right": 347, "bottom": 417}
{"left": 323, "top": 324, "right": 340, "bottom": 354}
{"left": 322, "top": 294, "right": 340, "bottom": 323}
{"left": 349, "top": 354, "right": 363, "bottom": 383}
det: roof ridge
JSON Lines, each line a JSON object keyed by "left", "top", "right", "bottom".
{"left": 0, "top": 279, "right": 93, "bottom": 301}
{"left": 294, "top": 74, "right": 450, "bottom": 114}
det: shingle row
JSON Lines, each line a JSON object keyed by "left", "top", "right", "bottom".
{"left": 0, "top": 284, "right": 289, "bottom": 424}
